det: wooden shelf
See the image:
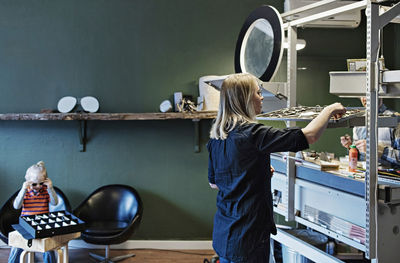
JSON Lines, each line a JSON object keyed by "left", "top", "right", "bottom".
{"left": 0, "top": 111, "right": 218, "bottom": 121}
{"left": 0, "top": 111, "right": 217, "bottom": 152}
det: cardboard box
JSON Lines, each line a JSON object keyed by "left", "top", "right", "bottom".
{"left": 347, "top": 58, "right": 386, "bottom": 71}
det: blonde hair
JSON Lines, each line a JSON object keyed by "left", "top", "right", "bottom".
{"left": 210, "top": 73, "right": 259, "bottom": 140}
{"left": 25, "top": 161, "right": 47, "bottom": 181}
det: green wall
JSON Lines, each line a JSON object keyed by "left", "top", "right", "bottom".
{"left": 0, "top": 0, "right": 398, "bottom": 240}
{"left": 0, "top": 0, "right": 273, "bottom": 240}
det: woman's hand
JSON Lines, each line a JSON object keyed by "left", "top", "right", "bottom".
{"left": 270, "top": 166, "right": 275, "bottom": 177}
{"left": 328, "top": 103, "right": 346, "bottom": 120}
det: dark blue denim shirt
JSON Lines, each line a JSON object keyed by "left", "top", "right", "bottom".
{"left": 207, "top": 123, "right": 309, "bottom": 262}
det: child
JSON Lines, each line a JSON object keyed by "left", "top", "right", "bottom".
{"left": 8, "top": 161, "right": 58, "bottom": 263}
{"left": 207, "top": 73, "right": 346, "bottom": 262}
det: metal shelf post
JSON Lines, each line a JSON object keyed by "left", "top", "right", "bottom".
{"left": 285, "top": 24, "right": 298, "bottom": 221}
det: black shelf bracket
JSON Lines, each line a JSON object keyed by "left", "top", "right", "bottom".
{"left": 78, "top": 120, "right": 87, "bottom": 152}
{"left": 193, "top": 119, "right": 200, "bottom": 153}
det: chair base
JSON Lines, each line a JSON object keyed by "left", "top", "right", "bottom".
{"left": 89, "top": 245, "right": 135, "bottom": 263}
{"left": 89, "top": 252, "right": 136, "bottom": 263}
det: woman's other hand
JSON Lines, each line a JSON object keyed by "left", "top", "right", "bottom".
{"left": 209, "top": 183, "right": 219, "bottom": 190}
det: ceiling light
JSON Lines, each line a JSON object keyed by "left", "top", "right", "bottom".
{"left": 283, "top": 38, "right": 306, "bottom": 50}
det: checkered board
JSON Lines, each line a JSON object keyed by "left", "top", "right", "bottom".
{"left": 14, "top": 210, "right": 85, "bottom": 239}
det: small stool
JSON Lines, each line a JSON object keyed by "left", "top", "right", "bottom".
{"left": 8, "top": 230, "right": 80, "bottom": 263}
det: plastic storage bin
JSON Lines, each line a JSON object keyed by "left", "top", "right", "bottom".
{"left": 329, "top": 71, "right": 387, "bottom": 97}
{"left": 329, "top": 71, "right": 366, "bottom": 97}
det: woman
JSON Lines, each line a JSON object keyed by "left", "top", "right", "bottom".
{"left": 207, "top": 73, "right": 346, "bottom": 263}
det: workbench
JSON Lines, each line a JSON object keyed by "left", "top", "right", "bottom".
{"left": 270, "top": 153, "right": 400, "bottom": 262}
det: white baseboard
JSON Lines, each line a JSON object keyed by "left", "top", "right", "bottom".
{"left": 69, "top": 240, "right": 213, "bottom": 250}
{"left": 1, "top": 239, "right": 213, "bottom": 250}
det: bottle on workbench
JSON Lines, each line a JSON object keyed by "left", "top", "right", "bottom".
{"left": 349, "top": 145, "right": 358, "bottom": 172}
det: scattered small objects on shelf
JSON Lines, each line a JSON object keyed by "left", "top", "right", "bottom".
{"left": 176, "top": 98, "right": 198, "bottom": 113}
{"left": 258, "top": 105, "right": 364, "bottom": 121}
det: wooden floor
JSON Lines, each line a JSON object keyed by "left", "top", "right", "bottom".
{"left": 0, "top": 247, "right": 216, "bottom": 262}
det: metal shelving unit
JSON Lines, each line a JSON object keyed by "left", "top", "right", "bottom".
{"left": 257, "top": 113, "right": 399, "bottom": 128}
{"left": 263, "top": 1, "right": 400, "bottom": 262}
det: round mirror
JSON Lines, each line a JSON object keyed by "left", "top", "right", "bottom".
{"left": 241, "top": 19, "right": 274, "bottom": 78}
{"left": 235, "top": 5, "right": 283, "bottom": 82}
